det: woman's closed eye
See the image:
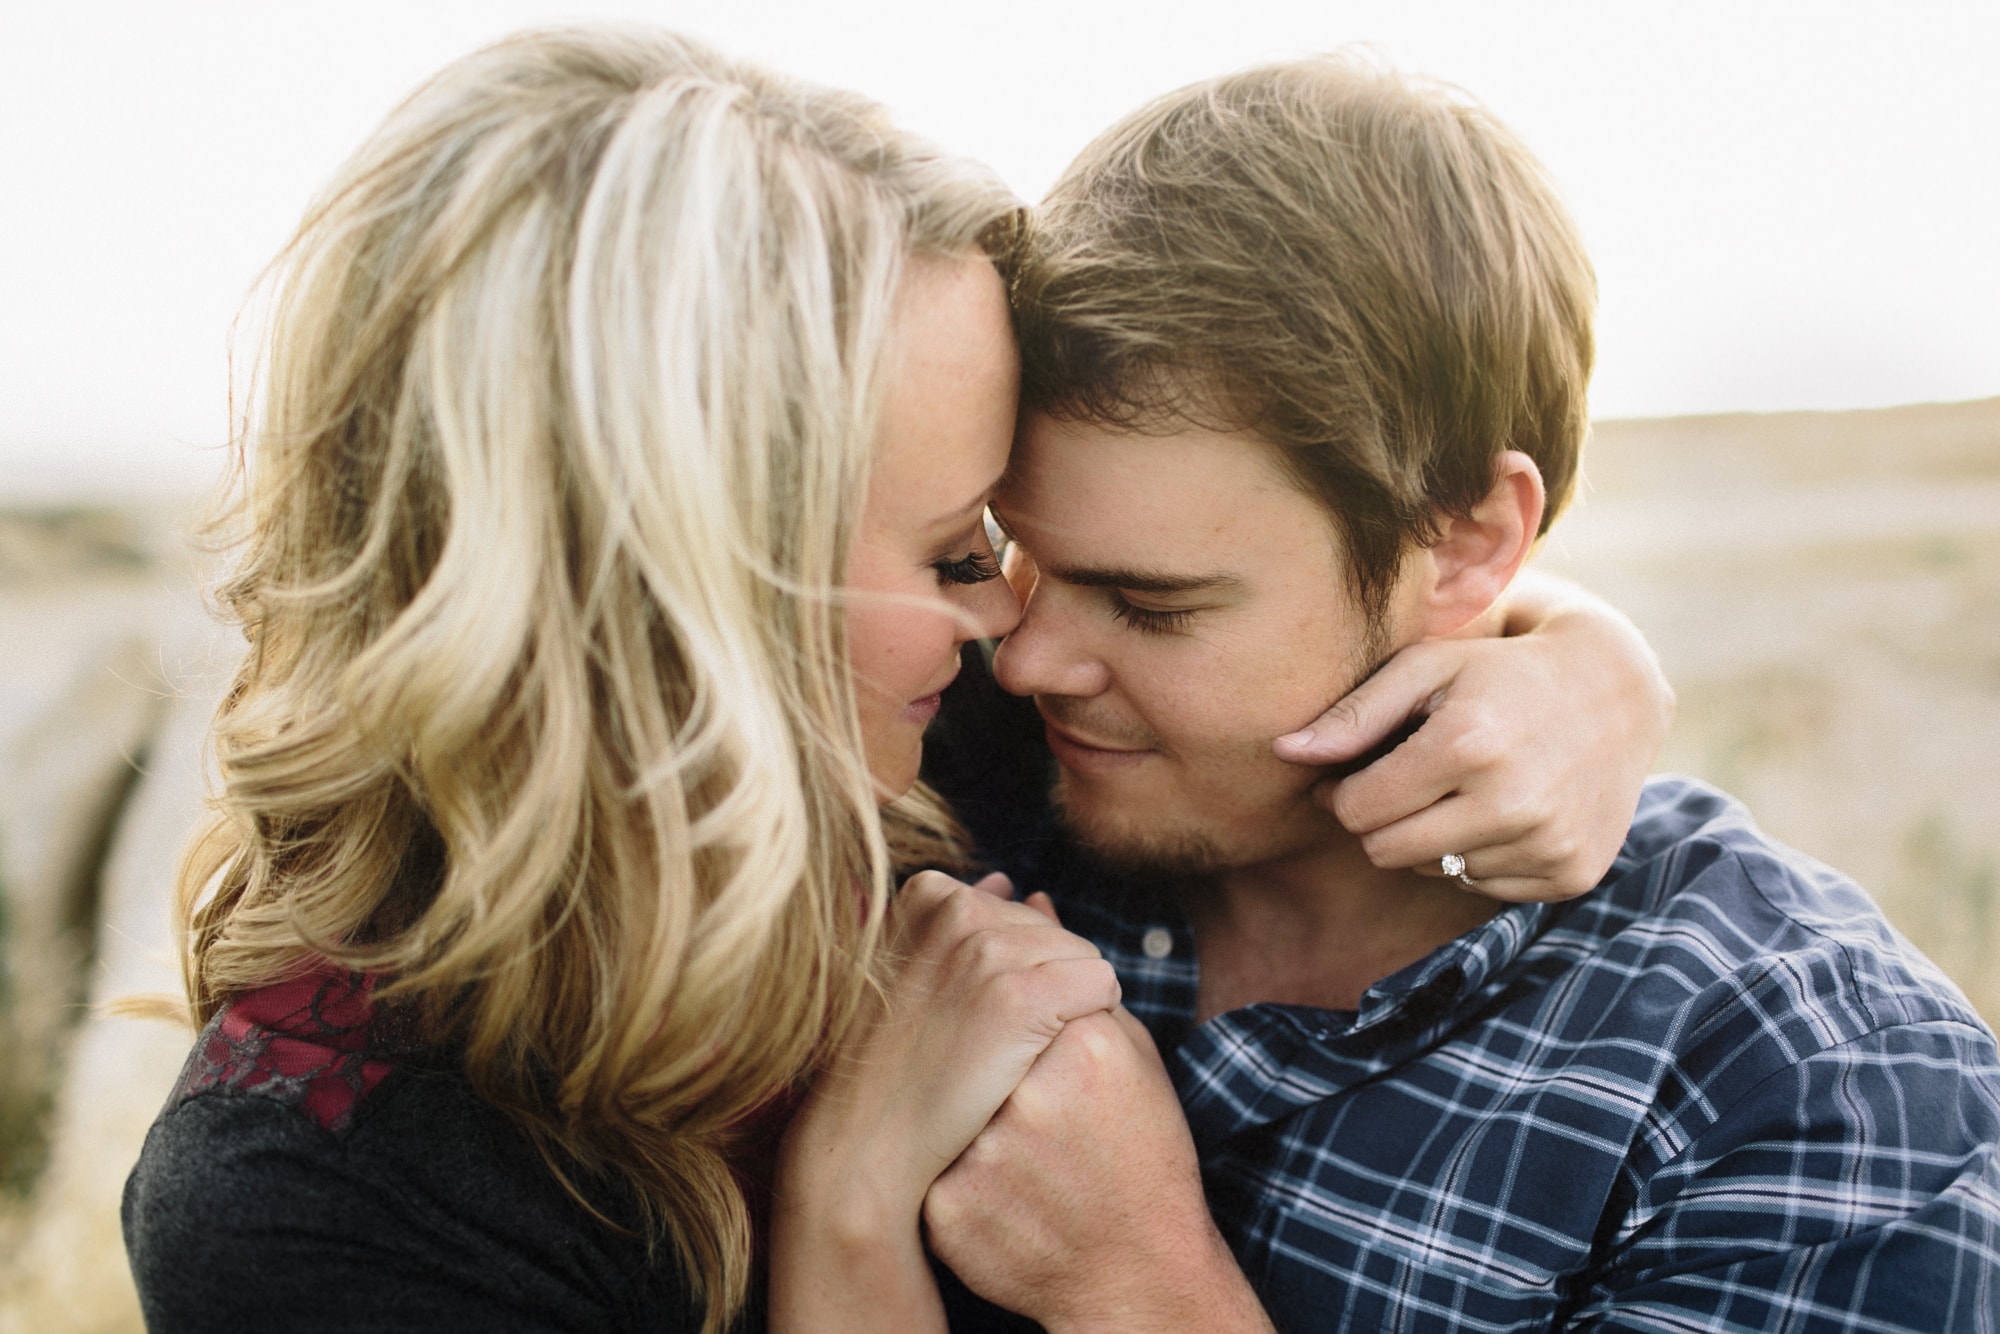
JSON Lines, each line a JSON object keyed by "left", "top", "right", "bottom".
{"left": 932, "top": 549, "right": 1002, "bottom": 587}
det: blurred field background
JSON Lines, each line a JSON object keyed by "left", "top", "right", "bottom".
{"left": 1542, "top": 398, "right": 2000, "bottom": 1009}
{"left": 1, "top": 395, "right": 1995, "bottom": 1330}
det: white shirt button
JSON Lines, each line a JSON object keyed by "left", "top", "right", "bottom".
{"left": 1141, "top": 926, "right": 1174, "bottom": 960}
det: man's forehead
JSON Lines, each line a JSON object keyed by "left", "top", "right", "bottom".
{"left": 1002, "top": 414, "right": 1310, "bottom": 536}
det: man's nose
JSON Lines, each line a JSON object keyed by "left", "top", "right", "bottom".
{"left": 991, "top": 564, "right": 1110, "bottom": 700}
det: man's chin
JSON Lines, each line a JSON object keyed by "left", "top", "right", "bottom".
{"left": 1051, "top": 779, "right": 1228, "bottom": 880}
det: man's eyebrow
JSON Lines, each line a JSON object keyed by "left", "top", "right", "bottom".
{"left": 1046, "top": 564, "right": 1243, "bottom": 596}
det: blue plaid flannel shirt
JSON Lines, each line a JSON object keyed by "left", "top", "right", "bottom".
{"left": 958, "top": 776, "right": 2000, "bottom": 1332}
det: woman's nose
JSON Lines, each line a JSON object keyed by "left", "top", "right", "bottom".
{"left": 961, "top": 562, "right": 1022, "bottom": 643}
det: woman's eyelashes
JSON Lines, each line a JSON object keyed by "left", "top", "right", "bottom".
{"left": 932, "top": 549, "right": 1002, "bottom": 587}
{"left": 1109, "top": 595, "right": 1196, "bottom": 636}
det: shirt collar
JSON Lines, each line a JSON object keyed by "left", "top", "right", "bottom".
{"left": 1167, "top": 900, "right": 1561, "bottom": 1149}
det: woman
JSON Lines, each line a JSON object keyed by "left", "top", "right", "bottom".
{"left": 123, "top": 25, "right": 1666, "bottom": 1333}
{"left": 123, "top": 27, "right": 1085, "bottom": 1332}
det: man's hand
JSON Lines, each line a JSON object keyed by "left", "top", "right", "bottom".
{"left": 1273, "top": 570, "right": 1673, "bottom": 902}
{"left": 925, "top": 1008, "right": 1275, "bottom": 1334}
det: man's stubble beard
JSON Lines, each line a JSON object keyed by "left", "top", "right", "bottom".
{"left": 1049, "top": 769, "right": 1234, "bottom": 881}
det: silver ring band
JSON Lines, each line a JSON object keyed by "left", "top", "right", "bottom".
{"left": 1440, "top": 853, "right": 1478, "bottom": 888}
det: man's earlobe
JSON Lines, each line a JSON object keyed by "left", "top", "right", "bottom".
{"left": 1418, "top": 451, "right": 1547, "bottom": 638}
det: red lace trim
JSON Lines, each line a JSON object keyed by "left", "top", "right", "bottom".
{"left": 173, "top": 964, "right": 399, "bottom": 1135}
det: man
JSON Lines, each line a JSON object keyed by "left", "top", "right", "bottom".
{"left": 920, "top": 56, "right": 2000, "bottom": 1331}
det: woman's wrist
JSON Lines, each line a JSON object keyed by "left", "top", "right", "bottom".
{"left": 1492, "top": 565, "right": 1580, "bottom": 637}
{"left": 775, "top": 1097, "right": 930, "bottom": 1244}
{"left": 768, "top": 1178, "right": 946, "bottom": 1334}
{"left": 769, "top": 1102, "right": 947, "bottom": 1332}
{"left": 1496, "top": 568, "right": 1674, "bottom": 737}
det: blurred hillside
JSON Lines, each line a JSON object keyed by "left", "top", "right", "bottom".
{"left": 0, "top": 504, "right": 221, "bottom": 1333}
{"left": 1, "top": 396, "right": 1997, "bottom": 1329}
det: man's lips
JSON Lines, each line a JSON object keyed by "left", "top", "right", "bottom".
{"left": 1040, "top": 717, "right": 1153, "bottom": 774}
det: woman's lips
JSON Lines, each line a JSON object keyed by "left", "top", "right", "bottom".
{"left": 1042, "top": 719, "right": 1152, "bottom": 774}
{"left": 901, "top": 662, "right": 960, "bottom": 724}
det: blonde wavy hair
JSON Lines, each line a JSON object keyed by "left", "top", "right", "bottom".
{"left": 179, "top": 25, "right": 1017, "bottom": 1328}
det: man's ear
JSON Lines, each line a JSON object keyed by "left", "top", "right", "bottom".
{"left": 1412, "top": 451, "right": 1546, "bottom": 639}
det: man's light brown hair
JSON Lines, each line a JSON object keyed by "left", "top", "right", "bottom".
{"left": 1016, "top": 54, "right": 1596, "bottom": 620}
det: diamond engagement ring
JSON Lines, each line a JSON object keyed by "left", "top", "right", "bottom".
{"left": 1440, "top": 853, "right": 1478, "bottom": 888}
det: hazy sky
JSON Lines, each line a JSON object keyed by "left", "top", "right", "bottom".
{"left": 2, "top": 0, "right": 1996, "bottom": 496}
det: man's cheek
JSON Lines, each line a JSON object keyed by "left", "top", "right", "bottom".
{"left": 1172, "top": 717, "right": 1315, "bottom": 786}
{"left": 1175, "top": 744, "right": 1327, "bottom": 833}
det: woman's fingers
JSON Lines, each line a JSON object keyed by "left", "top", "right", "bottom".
{"left": 969, "top": 871, "right": 1014, "bottom": 900}
{"left": 886, "top": 871, "right": 1113, "bottom": 1026}
{"left": 1028, "top": 955, "right": 1122, "bottom": 1028}
{"left": 895, "top": 871, "right": 1087, "bottom": 953}
{"left": 1350, "top": 783, "right": 1538, "bottom": 870}
{"left": 1322, "top": 699, "right": 1504, "bottom": 835}
{"left": 1273, "top": 641, "right": 1452, "bottom": 767}
{"left": 1274, "top": 623, "right": 1648, "bottom": 905}
{"left": 1353, "top": 787, "right": 1604, "bottom": 904}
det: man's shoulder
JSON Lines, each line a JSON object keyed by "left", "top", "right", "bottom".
{"left": 1551, "top": 775, "right": 1997, "bottom": 1086}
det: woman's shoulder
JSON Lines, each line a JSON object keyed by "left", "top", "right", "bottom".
{"left": 123, "top": 969, "right": 702, "bottom": 1333}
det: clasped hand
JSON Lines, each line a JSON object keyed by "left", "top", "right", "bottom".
{"left": 924, "top": 1005, "right": 1264, "bottom": 1332}
{"left": 777, "top": 870, "right": 1119, "bottom": 1249}
{"left": 774, "top": 870, "right": 1244, "bottom": 1332}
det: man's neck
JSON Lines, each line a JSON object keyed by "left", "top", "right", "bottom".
{"left": 1184, "top": 834, "right": 1503, "bottom": 1023}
